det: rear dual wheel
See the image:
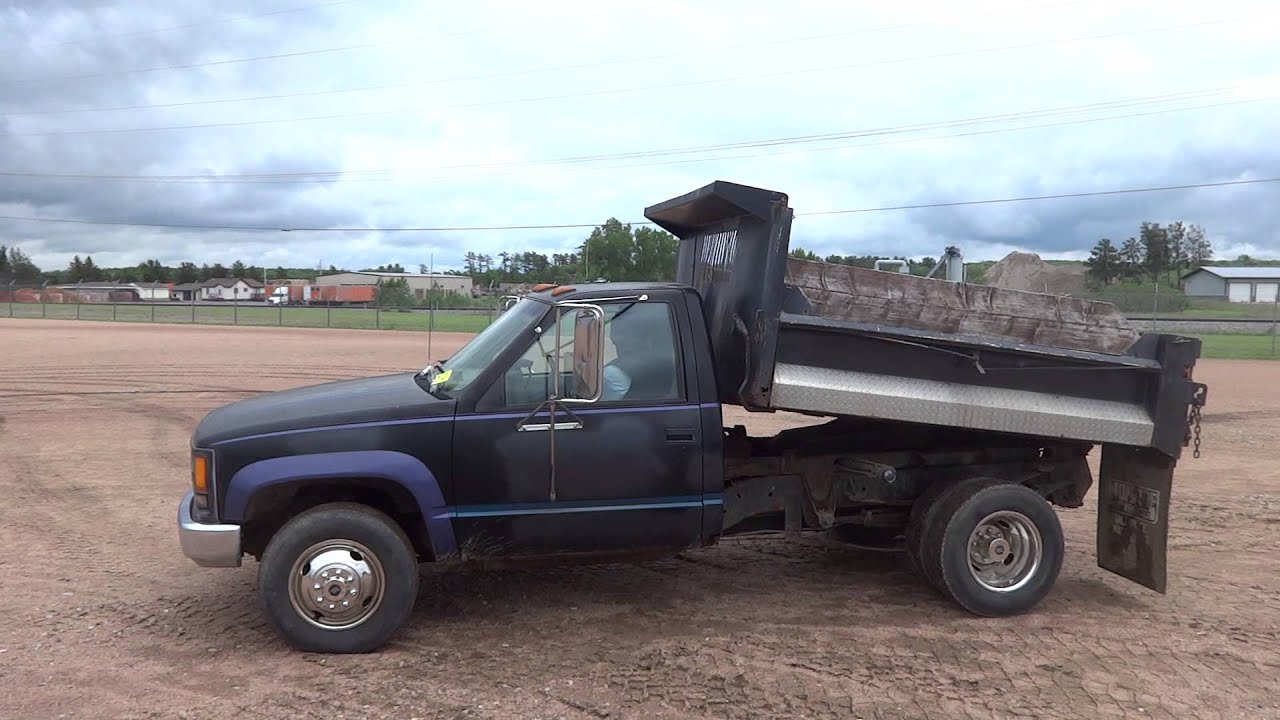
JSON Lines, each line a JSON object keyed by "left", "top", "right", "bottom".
{"left": 907, "top": 478, "right": 1064, "bottom": 616}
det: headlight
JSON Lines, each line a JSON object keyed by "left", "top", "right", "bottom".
{"left": 192, "top": 449, "right": 212, "bottom": 512}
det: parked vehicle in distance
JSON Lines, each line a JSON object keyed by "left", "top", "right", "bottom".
{"left": 267, "top": 285, "right": 376, "bottom": 306}
{"left": 178, "top": 180, "right": 1207, "bottom": 653}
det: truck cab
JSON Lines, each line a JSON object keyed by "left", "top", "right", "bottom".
{"left": 178, "top": 180, "right": 1206, "bottom": 654}
{"left": 180, "top": 282, "right": 727, "bottom": 652}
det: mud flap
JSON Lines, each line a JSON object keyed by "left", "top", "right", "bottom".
{"left": 1097, "top": 445, "right": 1173, "bottom": 593}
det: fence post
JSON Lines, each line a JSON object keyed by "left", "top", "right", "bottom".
{"left": 327, "top": 303, "right": 332, "bottom": 328}
{"left": 234, "top": 296, "right": 239, "bottom": 325}
{"left": 1272, "top": 298, "right": 1278, "bottom": 358}
{"left": 76, "top": 295, "right": 81, "bottom": 320}
{"left": 278, "top": 302, "right": 283, "bottom": 326}
{"left": 151, "top": 301, "right": 156, "bottom": 323}
{"left": 42, "top": 281, "right": 48, "bottom": 318}
{"left": 6, "top": 280, "right": 13, "bottom": 318}
{"left": 192, "top": 296, "right": 196, "bottom": 324}
{"left": 113, "top": 302, "right": 117, "bottom": 321}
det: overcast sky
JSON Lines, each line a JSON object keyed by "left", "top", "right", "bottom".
{"left": 2, "top": 0, "right": 1277, "bottom": 274}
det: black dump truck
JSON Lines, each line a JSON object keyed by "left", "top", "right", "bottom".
{"left": 178, "top": 181, "right": 1208, "bottom": 653}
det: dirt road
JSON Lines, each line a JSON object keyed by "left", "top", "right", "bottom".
{"left": 1, "top": 319, "right": 1276, "bottom": 720}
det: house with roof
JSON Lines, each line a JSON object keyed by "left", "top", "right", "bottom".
{"left": 1181, "top": 267, "right": 1280, "bottom": 303}
{"left": 171, "top": 278, "right": 266, "bottom": 302}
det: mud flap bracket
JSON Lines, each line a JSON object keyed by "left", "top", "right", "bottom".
{"left": 1097, "top": 445, "right": 1173, "bottom": 593}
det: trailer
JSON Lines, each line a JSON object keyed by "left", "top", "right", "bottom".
{"left": 177, "top": 180, "right": 1206, "bottom": 653}
{"left": 267, "top": 285, "right": 376, "bottom": 306}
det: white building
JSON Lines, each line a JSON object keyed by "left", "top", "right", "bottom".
{"left": 52, "top": 281, "right": 173, "bottom": 302}
{"left": 200, "top": 278, "right": 265, "bottom": 301}
{"left": 1182, "top": 267, "right": 1280, "bottom": 303}
{"left": 133, "top": 282, "right": 173, "bottom": 301}
{"left": 316, "top": 271, "right": 474, "bottom": 298}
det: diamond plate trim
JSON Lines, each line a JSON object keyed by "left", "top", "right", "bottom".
{"left": 771, "top": 363, "right": 1155, "bottom": 447}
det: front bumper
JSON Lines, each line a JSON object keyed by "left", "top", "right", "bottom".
{"left": 177, "top": 490, "right": 243, "bottom": 568}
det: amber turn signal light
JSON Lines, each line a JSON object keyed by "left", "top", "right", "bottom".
{"left": 192, "top": 453, "right": 210, "bottom": 494}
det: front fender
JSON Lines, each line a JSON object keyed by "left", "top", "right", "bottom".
{"left": 224, "top": 450, "right": 457, "bottom": 559}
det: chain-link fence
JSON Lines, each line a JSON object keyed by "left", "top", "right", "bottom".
{"left": 3, "top": 279, "right": 1277, "bottom": 358}
{"left": 1, "top": 281, "right": 499, "bottom": 334}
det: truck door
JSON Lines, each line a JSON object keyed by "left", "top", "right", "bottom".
{"left": 450, "top": 297, "right": 707, "bottom": 557}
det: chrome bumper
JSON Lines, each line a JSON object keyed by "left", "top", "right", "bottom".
{"left": 178, "top": 490, "right": 243, "bottom": 568}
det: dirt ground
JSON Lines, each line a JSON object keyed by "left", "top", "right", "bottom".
{"left": 1, "top": 318, "right": 1277, "bottom": 720}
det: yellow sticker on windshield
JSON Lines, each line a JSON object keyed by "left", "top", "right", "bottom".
{"left": 433, "top": 369, "right": 453, "bottom": 385}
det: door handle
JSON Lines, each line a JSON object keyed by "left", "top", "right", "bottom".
{"left": 518, "top": 421, "right": 583, "bottom": 432}
{"left": 666, "top": 427, "right": 695, "bottom": 443}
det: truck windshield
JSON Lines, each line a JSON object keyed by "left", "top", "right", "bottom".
{"left": 419, "top": 298, "right": 545, "bottom": 398}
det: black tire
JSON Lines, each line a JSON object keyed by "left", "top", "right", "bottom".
{"left": 903, "top": 479, "right": 968, "bottom": 590}
{"left": 258, "top": 502, "right": 419, "bottom": 653}
{"left": 920, "top": 479, "right": 1064, "bottom": 617}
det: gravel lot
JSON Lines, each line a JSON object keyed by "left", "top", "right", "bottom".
{"left": 1, "top": 319, "right": 1277, "bottom": 720}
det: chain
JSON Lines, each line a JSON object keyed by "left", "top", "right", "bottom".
{"left": 1191, "top": 404, "right": 1202, "bottom": 459}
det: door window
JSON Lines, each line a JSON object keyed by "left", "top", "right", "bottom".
{"left": 502, "top": 301, "right": 682, "bottom": 407}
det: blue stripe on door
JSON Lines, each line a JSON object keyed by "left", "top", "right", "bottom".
{"left": 450, "top": 494, "right": 722, "bottom": 518}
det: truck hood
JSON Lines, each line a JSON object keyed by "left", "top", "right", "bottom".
{"left": 192, "top": 372, "right": 453, "bottom": 447}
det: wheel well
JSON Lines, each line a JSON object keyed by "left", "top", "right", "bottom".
{"left": 240, "top": 478, "right": 433, "bottom": 562}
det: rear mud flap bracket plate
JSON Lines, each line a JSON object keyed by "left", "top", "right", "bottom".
{"left": 1097, "top": 445, "right": 1173, "bottom": 593}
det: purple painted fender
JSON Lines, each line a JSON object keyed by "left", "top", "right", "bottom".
{"left": 223, "top": 450, "right": 457, "bottom": 559}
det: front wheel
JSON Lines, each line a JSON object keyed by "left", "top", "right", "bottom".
{"left": 919, "top": 479, "right": 1064, "bottom": 617}
{"left": 258, "top": 503, "right": 419, "bottom": 653}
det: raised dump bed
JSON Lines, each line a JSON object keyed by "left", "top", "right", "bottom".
{"left": 644, "top": 180, "right": 1201, "bottom": 458}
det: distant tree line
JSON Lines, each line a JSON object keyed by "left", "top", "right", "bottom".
{"left": 0, "top": 219, "right": 680, "bottom": 289}
{"left": 1085, "top": 221, "right": 1213, "bottom": 289}
{"left": 0, "top": 248, "right": 339, "bottom": 286}
{"left": 461, "top": 219, "right": 678, "bottom": 289}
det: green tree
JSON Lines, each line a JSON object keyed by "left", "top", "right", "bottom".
{"left": 8, "top": 247, "right": 42, "bottom": 282}
{"left": 230, "top": 260, "right": 247, "bottom": 277}
{"left": 375, "top": 276, "right": 414, "bottom": 308}
{"left": 1139, "top": 222, "right": 1170, "bottom": 285}
{"left": 580, "top": 218, "right": 635, "bottom": 281}
{"left": 1119, "top": 237, "right": 1143, "bottom": 279}
{"left": 362, "top": 263, "right": 405, "bottom": 273}
{"left": 137, "top": 259, "right": 169, "bottom": 283}
{"left": 632, "top": 227, "right": 678, "bottom": 281}
{"left": 176, "top": 262, "right": 199, "bottom": 284}
{"left": 1084, "top": 238, "right": 1122, "bottom": 287}
{"left": 1187, "top": 224, "right": 1212, "bottom": 266}
{"left": 67, "top": 255, "right": 85, "bottom": 282}
{"left": 0, "top": 246, "right": 9, "bottom": 276}
{"left": 209, "top": 263, "right": 228, "bottom": 279}
{"left": 789, "top": 247, "right": 820, "bottom": 261}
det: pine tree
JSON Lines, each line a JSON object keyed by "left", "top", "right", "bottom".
{"left": 1085, "top": 238, "right": 1122, "bottom": 287}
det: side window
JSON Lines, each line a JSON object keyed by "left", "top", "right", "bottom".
{"left": 600, "top": 302, "right": 682, "bottom": 403}
{"left": 500, "top": 301, "right": 683, "bottom": 407}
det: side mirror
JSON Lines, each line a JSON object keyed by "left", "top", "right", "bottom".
{"left": 559, "top": 304, "right": 604, "bottom": 403}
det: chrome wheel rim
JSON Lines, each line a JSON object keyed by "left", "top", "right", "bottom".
{"left": 287, "top": 539, "right": 386, "bottom": 630}
{"left": 967, "top": 511, "right": 1042, "bottom": 592}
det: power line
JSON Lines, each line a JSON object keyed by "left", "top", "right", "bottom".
{"left": 5, "top": 0, "right": 1089, "bottom": 116}
{"left": 12, "top": 0, "right": 359, "bottom": 51}
{"left": 2, "top": 177, "right": 1275, "bottom": 233}
{"left": 6, "top": 15, "right": 1247, "bottom": 137}
{"left": 798, "top": 178, "right": 1280, "bottom": 216}
{"left": 4, "top": 89, "right": 1262, "bottom": 183}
